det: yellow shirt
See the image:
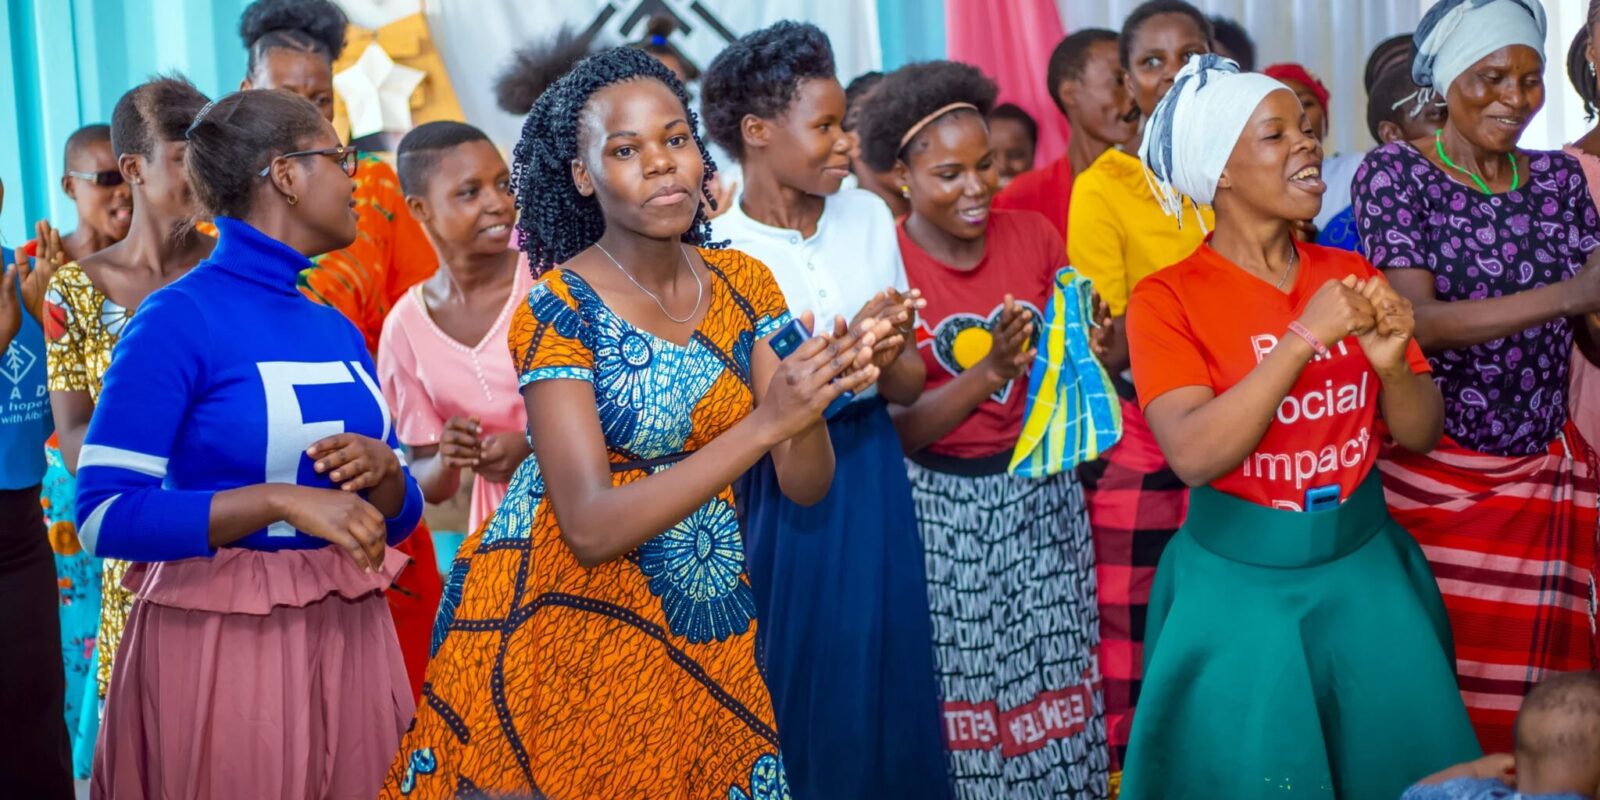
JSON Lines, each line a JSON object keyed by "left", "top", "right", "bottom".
{"left": 1066, "top": 147, "right": 1212, "bottom": 316}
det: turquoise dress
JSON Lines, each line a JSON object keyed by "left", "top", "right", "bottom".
{"left": 42, "top": 441, "right": 101, "bottom": 778}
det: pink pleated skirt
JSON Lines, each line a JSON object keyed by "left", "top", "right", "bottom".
{"left": 92, "top": 546, "right": 416, "bottom": 800}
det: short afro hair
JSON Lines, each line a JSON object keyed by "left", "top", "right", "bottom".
{"left": 64, "top": 124, "right": 111, "bottom": 169}
{"left": 512, "top": 47, "right": 720, "bottom": 274}
{"left": 397, "top": 121, "right": 494, "bottom": 196}
{"left": 240, "top": 0, "right": 347, "bottom": 78}
{"left": 843, "top": 71, "right": 884, "bottom": 132}
{"left": 1120, "top": 0, "right": 1214, "bottom": 69}
{"left": 700, "top": 21, "right": 837, "bottom": 160}
{"left": 1045, "top": 28, "right": 1118, "bottom": 115}
{"left": 1209, "top": 15, "right": 1255, "bottom": 72}
{"left": 1514, "top": 671, "right": 1600, "bottom": 765}
{"left": 856, "top": 61, "right": 998, "bottom": 173}
{"left": 110, "top": 74, "right": 210, "bottom": 159}
{"left": 494, "top": 27, "right": 593, "bottom": 117}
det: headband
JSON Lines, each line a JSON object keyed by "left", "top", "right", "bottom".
{"left": 899, "top": 102, "right": 981, "bottom": 152}
{"left": 185, "top": 100, "right": 220, "bottom": 140}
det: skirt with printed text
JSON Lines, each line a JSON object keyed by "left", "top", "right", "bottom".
{"left": 906, "top": 454, "right": 1110, "bottom": 800}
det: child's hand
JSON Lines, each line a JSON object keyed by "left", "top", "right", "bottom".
{"left": 1413, "top": 753, "right": 1514, "bottom": 785}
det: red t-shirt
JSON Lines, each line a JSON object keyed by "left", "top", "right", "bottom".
{"left": 899, "top": 209, "right": 1061, "bottom": 459}
{"left": 993, "top": 154, "right": 1074, "bottom": 245}
{"left": 1125, "top": 241, "right": 1430, "bottom": 509}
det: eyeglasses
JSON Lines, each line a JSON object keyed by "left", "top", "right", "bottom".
{"left": 67, "top": 169, "right": 126, "bottom": 187}
{"left": 257, "top": 145, "right": 360, "bottom": 178}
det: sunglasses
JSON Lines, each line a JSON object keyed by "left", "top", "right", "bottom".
{"left": 67, "top": 169, "right": 126, "bottom": 187}
{"left": 257, "top": 145, "right": 360, "bottom": 179}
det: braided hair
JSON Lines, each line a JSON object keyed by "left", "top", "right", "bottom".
{"left": 513, "top": 47, "right": 718, "bottom": 275}
{"left": 1569, "top": 1, "right": 1600, "bottom": 121}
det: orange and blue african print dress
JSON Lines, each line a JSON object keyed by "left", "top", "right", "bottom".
{"left": 384, "top": 247, "right": 793, "bottom": 799}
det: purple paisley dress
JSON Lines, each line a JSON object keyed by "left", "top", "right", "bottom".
{"left": 1353, "top": 143, "right": 1600, "bottom": 456}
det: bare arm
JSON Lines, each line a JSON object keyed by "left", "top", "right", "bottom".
{"left": 50, "top": 389, "right": 94, "bottom": 474}
{"left": 533, "top": 327, "right": 877, "bottom": 568}
{"left": 891, "top": 295, "right": 1033, "bottom": 454}
{"left": 876, "top": 345, "right": 926, "bottom": 406}
{"left": 1388, "top": 264, "right": 1600, "bottom": 354}
{"left": 754, "top": 336, "right": 836, "bottom": 507}
{"left": 407, "top": 444, "right": 463, "bottom": 505}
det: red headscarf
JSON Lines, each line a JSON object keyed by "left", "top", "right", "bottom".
{"left": 1262, "top": 62, "right": 1330, "bottom": 112}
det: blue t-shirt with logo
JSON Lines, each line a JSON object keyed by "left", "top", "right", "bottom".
{"left": 0, "top": 246, "right": 53, "bottom": 489}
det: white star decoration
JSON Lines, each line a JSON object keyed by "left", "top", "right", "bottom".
{"left": 333, "top": 42, "right": 426, "bottom": 139}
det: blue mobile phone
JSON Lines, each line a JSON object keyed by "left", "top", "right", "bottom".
{"left": 768, "top": 318, "right": 854, "bottom": 420}
{"left": 1305, "top": 484, "right": 1340, "bottom": 512}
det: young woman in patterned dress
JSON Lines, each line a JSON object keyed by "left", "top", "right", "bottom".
{"left": 41, "top": 77, "right": 214, "bottom": 768}
{"left": 383, "top": 47, "right": 890, "bottom": 797}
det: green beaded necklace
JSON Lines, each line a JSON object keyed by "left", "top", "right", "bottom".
{"left": 1434, "top": 128, "right": 1518, "bottom": 194}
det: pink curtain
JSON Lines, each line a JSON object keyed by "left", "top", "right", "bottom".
{"left": 945, "top": 0, "right": 1069, "bottom": 166}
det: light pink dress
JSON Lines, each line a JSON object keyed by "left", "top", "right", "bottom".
{"left": 378, "top": 267, "right": 533, "bottom": 532}
{"left": 1562, "top": 144, "right": 1600, "bottom": 451}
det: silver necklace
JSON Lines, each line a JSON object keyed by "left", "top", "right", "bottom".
{"left": 1275, "top": 244, "right": 1299, "bottom": 290}
{"left": 594, "top": 242, "right": 704, "bottom": 324}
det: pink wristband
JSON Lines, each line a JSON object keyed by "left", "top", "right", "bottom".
{"left": 1287, "top": 321, "right": 1329, "bottom": 358}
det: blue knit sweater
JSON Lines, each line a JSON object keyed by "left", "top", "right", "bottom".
{"left": 75, "top": 217, "right": 422, "bottom": 560}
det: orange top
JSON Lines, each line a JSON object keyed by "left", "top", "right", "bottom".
{"left": 297, "top": 154, "right": 436, "bottom": 352}
{"left": 1126, "top": 241, "right": 1428, "bottom": 509}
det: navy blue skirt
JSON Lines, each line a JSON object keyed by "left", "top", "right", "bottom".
{"left": 741, "top": 398, "right": 951, "bottom": 799}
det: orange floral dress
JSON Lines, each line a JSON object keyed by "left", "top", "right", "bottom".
{"left": 384, "top": 248, "right": 793, "bottom": 799}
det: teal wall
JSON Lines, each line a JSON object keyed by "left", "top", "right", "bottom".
{"left": 1, "top": 0, "right": 251, "bottom": 245}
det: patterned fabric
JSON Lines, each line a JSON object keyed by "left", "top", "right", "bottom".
{"left": 42, "top": 261, "right": 130, "bottom": 403}
{"left": 1353, "top": 144, "right": 1600, "bottom": 456}
{"left": 41, "top": 436, "right": 100, "bottom": 779}
{"left": 297, "top": 154, "right": 437, "bottom": 353}
{"left": 906, "top": 461, "right": 1110, "bottom": 799}
{"left": 1402, "top": 776, "right": 1590, "bottom": 800}
{"left": 385, "top": 249, "right": 793, "bottom": 798}
{"left": 1010, "top": 268, "right": 1121, "bottom": 477}
{"left": 40, "top": 261, "right": 133, "bottom": 701}
{"left": 1075, "top": 396, "right": 1187, "bottom": 772}
{"left": 1379, "top": 423, "right": 1600, "bottom": 753}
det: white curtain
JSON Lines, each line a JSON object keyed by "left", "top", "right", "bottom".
{"left": 1059, "top": 0, "right": 1589, "bottom": 154}
{"left": 423, "top": 0, "right": 882, "bottom": 150}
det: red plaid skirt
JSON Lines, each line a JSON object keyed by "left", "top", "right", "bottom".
{"left": 1379, "top": 423, "right": 1600, "bottom": 753}
{"left": 1077, "top": 396, "right": 1188, "bottom": 771}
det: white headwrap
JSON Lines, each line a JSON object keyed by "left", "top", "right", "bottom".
{"left": 1412, "top": 0, "right": 1547, "bottom": 106}
{"left": 1137, "top": 54, "right": 1289, "bottom": 230}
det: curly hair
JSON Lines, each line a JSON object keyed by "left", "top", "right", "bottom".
{"left": 240, "top": 0, "right": 347, "bottom": 78}
{"left": 843, "top": 71, "right": 884, "bottom": 132}
{"left": 855, "top": 61, "right": 998, "bottom": 174}
{"left": 1569, "top": 3, "right": 1600, "bottom": 122}
{"left": 1119, "top": 0, "right": 1213, "bottom": 69}
{"left": 494, "top": 27, "right": 594, "bottom": 117}
{"left": 700, "top": 21, "right": 836, "bottom": 160}
{"left": 513, "top": 47, "right": 719, "bottom": 275}
{"left": 110, "top": 74, "right": 210, "bottom": 158}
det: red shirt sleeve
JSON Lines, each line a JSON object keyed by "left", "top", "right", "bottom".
{"left": 1126, "top": 273, "right": 1212, "bottom": 409}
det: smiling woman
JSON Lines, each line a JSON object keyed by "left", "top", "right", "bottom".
{"left": 1354, "top": 0, "right": 1600, "bottom": 756}
{"left": 1119, "top": 54, "right": 1477, "bottom": 799}
{"left": 857, "top": 58, "right": 1111, "bottom": 798}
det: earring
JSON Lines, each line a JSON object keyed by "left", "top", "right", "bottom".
{"left": 286, "top": 194, "right": 298, "bottom": 206}
{"left": 1589, "top": 60, "right": 1596, "bottom": 76}
{"left": 899, "top": 185, "right": 910, "bottom": 198}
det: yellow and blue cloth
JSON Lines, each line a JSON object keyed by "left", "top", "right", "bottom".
{"left": 1009, "top": 268, "right": 1122, "bottom": 477}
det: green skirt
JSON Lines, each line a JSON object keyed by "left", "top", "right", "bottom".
{"left": 1120, "top": 474, "right": 1479, "bottom": 799}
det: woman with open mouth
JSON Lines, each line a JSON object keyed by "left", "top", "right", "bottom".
{"left": 1120, "top": 53, "right": 1479, "bottom": 798}
{"left": 1354, "top": 0, "right": 1600, "bottom": 755}
{"left": 857, "top": 58, "right": 1111, "bottom": 798}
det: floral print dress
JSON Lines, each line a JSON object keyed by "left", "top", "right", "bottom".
{"left": 384, "top": 248, "right": 793, "bottom": 799}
